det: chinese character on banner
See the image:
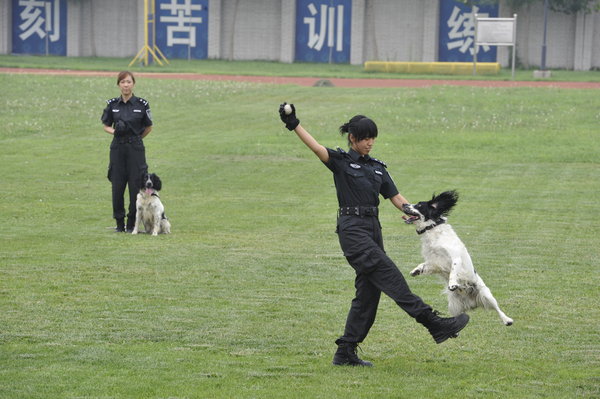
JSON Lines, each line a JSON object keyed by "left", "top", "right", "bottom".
{"left": 439, "top": 0, "right": 498, "bottom": 62}
{"left": 295, "top": 0, "right": 352, "bottom": 63}
{"left": 156, "top": 0, "right": 209, "bottom": 60}
{"left": 12, "top": 0, "right": 66, "bottom": 55}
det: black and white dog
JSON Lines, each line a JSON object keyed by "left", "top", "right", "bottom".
{"left": 132, "top": 172, "right": 171, "bottom": 236}
{"left": 402, "top": 191, "right": 513, "bottom": 326}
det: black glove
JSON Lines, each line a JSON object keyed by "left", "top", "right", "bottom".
{"left": 279, "top": 103, "right": 300, "bottom": 131}
{"left": 114, "top": 120, "right": 128, "bottom": 137}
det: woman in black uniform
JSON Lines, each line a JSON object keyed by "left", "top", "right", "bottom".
{"left": 101, "top": 71, "right": 153, "bottom": 232}
{"left": 279, "top": 103, "right": 469, "bottom": 367}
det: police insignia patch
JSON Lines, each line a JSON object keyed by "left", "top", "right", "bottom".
{"left": 350, "top": 163, "right": 361, "bottom": 169}
{"left": 372, "top": 158, "right": 387, "bottom": 168}
{"left": 146, "top": 109, "right": 153, "bottom": 121}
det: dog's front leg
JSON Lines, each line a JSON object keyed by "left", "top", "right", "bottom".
{"left": 151, "top": 216, "right": 160, "bottom": 236}
{"left": 132, "top": 209, "right": 141, "bottom": 235}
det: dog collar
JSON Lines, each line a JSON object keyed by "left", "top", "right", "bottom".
{"left": 416, "top": 219, "right": 445, "bottom": 235}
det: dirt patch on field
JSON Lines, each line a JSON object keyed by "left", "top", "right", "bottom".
{"left": 1, "top": 67, "right": 599, "bottom": 89}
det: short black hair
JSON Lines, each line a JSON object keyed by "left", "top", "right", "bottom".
{"left": 339, "top": 115, "right": 378, "bottom": 146}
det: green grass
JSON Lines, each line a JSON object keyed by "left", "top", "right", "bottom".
{"left": 1, "top": 71, "right": 599, "bottom": 398}
{"left": 2, "top": 54, "right": 600, "bottom": 82}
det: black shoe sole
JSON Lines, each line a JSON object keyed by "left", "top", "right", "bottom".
{"left": 432, "top": 313, "right": 470, "bottom": 344}
{"left": 332, "top": 360, "right": 373, "bottom": 367}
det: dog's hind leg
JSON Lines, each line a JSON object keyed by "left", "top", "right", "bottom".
{"left": 479, "top": 286, "right": 513, "bottom": 326}
{"left": 448, "top": 257, "right": 461, "bottom": 291}
{"left": 161, "top": 217, "right": 171, "bottom": 234}
{"left": 410, "top": 263, "right": 427, "bottom": 276}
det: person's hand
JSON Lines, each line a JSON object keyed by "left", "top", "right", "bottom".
{"left": 279, "top": 102, "right": 300, "bottom": 131}
{"left": 114, "top": 120, "right": 127, "bottom": 136}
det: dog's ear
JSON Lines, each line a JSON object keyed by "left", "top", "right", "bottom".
{"left": 430, "top": 193, "right": 439, "bottom": 208}
{"left": 433, "top": 190, "right": 459, "bottom": 216}
{"left": 153, "top": 174, "right": 162, "bottom": 191}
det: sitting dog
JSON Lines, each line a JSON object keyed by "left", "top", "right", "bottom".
{"left": 132, "top": 172, "right": 171, "bottom": 236}
{"left": 402, "top": 191, "right": 513, "bottom": 326}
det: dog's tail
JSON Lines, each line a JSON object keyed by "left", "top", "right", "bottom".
{"left": 446, "top": 288, "right": 479, "bottom": 316}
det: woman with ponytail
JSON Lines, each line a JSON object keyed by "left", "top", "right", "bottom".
{"left": 278, "top": 103, "right": 469, "bottom": 367}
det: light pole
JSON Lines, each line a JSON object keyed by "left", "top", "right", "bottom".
{"left": 541, "top": 0, "right": 549, "bottom": 71}
{"left": 534, "top": 0, "right": 551, "bottom": 77}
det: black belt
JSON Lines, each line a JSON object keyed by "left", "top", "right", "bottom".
{"left": 114, "top": 135, "right": 141, "bottom": 144}
{"left": 338, "top": 206, "right": 378, "bottom": 217}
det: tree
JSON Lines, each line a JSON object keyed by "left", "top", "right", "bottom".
{"left": 458, "top": 0, "right": 600, "bottom": 14}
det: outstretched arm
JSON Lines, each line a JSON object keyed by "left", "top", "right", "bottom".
{"left": 279, "top": 103, "right": 329, "bottom": 163}
{"left": 390, "top": 193, "right": 410, "bottom": 211}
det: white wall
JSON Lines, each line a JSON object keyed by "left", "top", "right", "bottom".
{"left": 0, "top": 0, "right": 11, "bottom": 54}
{"left": 66, "top": 0, "right": 142, "bottom": 58}
{"left": 591, "top": 13, "right": 600, "bottom": 69}
{"left": 218, "top": 0, "right": 282, "bottom": 61}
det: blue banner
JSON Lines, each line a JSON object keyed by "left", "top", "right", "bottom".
{"left": 12, "top": 0, "right": 67, "bottom": 56}
{"left": 155, "top": 0, "right": 209, "bottom": 60}
{"left": 295, "top": 0, "right": 352, "bottom": 63}
{"left": 439, "top": 0, "right": 498, "bottom": 62}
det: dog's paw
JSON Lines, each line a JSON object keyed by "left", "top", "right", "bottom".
{"left": 410, "top": 264, "right": 425, "bottom": 276}
{"left": 131, "top": 230, "right": 138, "bottom": 235}
{"left": 503, "top": 318, "right": 514, "bottom": 326}
{"left": 152, "top": 232, "right": 158, "bottom": 236}
{"left": 448, "top": 284, "right": 459, "bottom": 291}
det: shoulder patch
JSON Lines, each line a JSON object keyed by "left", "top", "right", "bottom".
{"left": 371, "top": 158, "right": 388, "bottom": 168}
{"left": 137, "top": 97, "right": 149, "bottom": 107}
{"left": 106, "top": 97, "right": 119, "bottom": 104}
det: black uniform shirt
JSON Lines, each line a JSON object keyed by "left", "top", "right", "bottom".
{"left": 101, "top": 95, "right": 153, "bottom": 136}
{"left": 323, "top": 147, "right": 399, "bottom": 207}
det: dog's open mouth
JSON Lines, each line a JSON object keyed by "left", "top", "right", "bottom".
{"left": 145, "top": 188, "right": 154, "bottom": 195}
{"left": 402, "top": 215, "right": 420, "bottom": 224}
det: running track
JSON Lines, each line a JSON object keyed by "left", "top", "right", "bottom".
{"left": 1, "top": 67, "right": 599, "bottom": 89}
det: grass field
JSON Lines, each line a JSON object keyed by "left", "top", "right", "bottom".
{"left": 1, "top": 64, "right": 599, "bottom": 398}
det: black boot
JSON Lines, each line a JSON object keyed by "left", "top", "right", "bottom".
{"left": 417, "top": 310, "right": 470, "bottom": 344}
{"left": 115, "top": 218, "right": 125, "bottom": 233}
{"left": 126, "top": 218, "right": 135, "bottom": 233}
{"left": 332, "top": 341, "right": 373, "bottom": 367}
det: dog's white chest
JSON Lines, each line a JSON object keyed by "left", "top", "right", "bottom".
{"left": 137, "top": 193, "right": 164, "bottom": 219}
{"left": 421, "top": 226, "right": 470, "bottom": 272}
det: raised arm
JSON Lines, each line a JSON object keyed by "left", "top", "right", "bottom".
{"left": 292, "top": 123, "right": 329, "bottom": 163}
{"left": 279, "top": 103, "right": 329, "bottom": 163}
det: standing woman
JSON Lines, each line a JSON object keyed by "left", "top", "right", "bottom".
{"left": 101, "top": 71, "right": 153, "bottom": 232}
{"left": 278, "top": 103, "right": 469, "bottom": 367}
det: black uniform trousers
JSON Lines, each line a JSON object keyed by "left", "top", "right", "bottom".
{"left": 336, "top": 214, "right": 431, "bottom": 344}
{"left": 108, "top": 136, "right": 147, "bottom": 222}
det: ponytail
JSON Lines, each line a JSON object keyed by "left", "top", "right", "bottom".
{"left": 339, "top": 115, "right": 378, "bottom": 146}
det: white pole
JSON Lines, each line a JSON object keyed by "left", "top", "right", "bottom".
{"left": 473, "top": 13, "right": 478, "bottom": 76}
